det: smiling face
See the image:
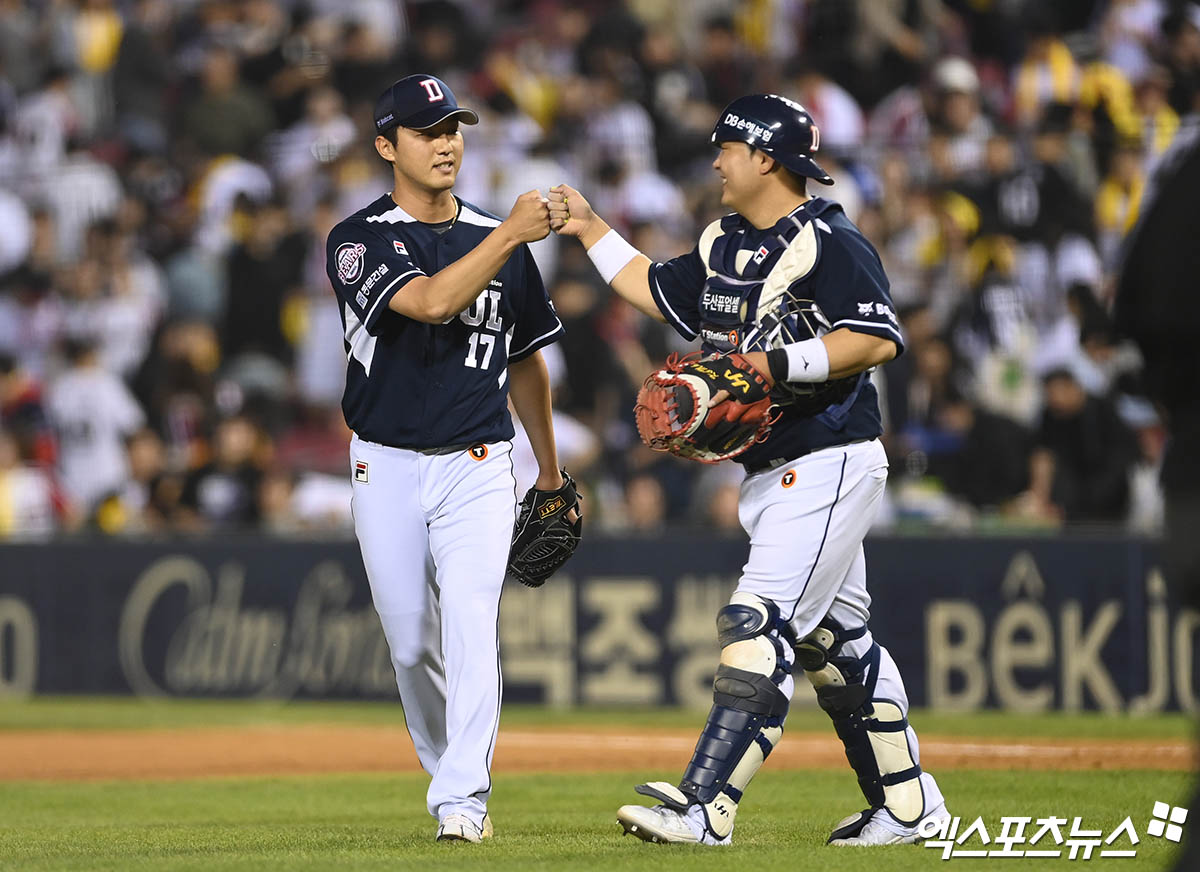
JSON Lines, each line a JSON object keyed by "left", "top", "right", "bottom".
{"left": 377, "top": 117, "right": 463, "bottom": 195}
{"left": 713, "top": 141, "right": 770, "bottom": 211}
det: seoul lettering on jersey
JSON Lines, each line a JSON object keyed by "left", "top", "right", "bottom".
{"left": 325, "top": 194, "right": 563, "bottom": 450}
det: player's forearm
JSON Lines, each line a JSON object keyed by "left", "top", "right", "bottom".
{"left": 610, "top": 256, "right": 662, "bottom": 321}
{"left": 389, "top": 228, "right": 521, "bottom": 323}
{"left": 576, "top": 218, "right": 664, "bottom": 323}
{"left": 508, "top": 352, "right": 563, "bottom": 488}
{"left": 822, "top": 329, "right": 897, "bottom": 379}
{"left": 749, "top": 329, "right": 897, "bottom": 385}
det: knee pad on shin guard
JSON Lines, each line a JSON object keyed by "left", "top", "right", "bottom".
{"left": 664, "top": 593, "right": 790, "bottom": 839}
{"left": 800, "top": 621, "right": 925, "bottom": 826}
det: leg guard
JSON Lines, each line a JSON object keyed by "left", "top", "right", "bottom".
{"left": 640, "top": 592, "right": 790, "bottom": 840}
{"left": 797, "top": 618, "right": 925, "bottom": 827}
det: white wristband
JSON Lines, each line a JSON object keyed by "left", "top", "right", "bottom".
{"left": 784, "top": 337, "right": 830, "bottom": 382}
{"left": 586, "top": 229, "right": 640, "bottom": 284}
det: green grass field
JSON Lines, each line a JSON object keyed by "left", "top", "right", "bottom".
{"left": 1, "top": 697, "right": 1194, "bottom": 738}
{"left": 0, "top": 699, "right": 1193, "bottom": 871}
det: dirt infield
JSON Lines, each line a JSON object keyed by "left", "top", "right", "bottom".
{"left": 0, "top": 726, "right": 1192, "bottom": 781}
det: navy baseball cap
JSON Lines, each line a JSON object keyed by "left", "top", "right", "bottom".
{"left": 373, "top": 74, "right": 479, "bottom": 134}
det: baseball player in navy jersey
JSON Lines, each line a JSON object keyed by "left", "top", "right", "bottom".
{"left": 326, "top": 74, "right": 568, "bottom": 843}
{"left": 549, "top": 94, "right": 950, "bottom": 847}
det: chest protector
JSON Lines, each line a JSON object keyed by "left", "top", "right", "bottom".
{"left": 696, "top": 205, "right": 867, "bottom": 430}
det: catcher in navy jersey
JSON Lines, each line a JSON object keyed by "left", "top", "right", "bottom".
{"left": 549, "top": 94, "right": 950, "bottom": 847}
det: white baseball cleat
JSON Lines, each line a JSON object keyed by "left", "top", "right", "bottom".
{"left": 618, "top": 804, "right": 701, "bottom": 844}
{"left": 828, "top": 805, "right": 952, "bottom": 846}
{"left": 436, "top": 813, "right": 484, "bottom": 843}
{"left": 617, "top": 804, "right": 730, "bottom": 846}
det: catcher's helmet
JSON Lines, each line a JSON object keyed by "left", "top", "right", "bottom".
{"left": 711, "top": 94, "right": 833, "bottom": 185}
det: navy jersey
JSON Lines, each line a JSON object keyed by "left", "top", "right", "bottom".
{"left": 326, "top": 194, "right": 564, "bottom": 448}
{"left": 648, "top": 197, "right": 903, "bottom": 468}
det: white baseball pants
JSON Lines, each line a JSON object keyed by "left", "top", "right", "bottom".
{"left": 736, "top": 438, "right": 944, "bottom": 817}
{"left": 350, "top": 435, "right": 517, "bottom": 828}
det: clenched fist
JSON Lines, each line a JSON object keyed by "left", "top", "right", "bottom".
{"left": 502, "top": 190, "right": 552, "bottom": 244}
{"left": 548, "top": 184, "right": 599, "bottom": 241}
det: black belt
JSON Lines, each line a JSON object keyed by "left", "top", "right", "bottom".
{"left": 744, "top": 438, "right": 874, "bottom": 474}
{"left": 408, "top": 442, "right": 475, "bottom": 456}
{"left": 357, "top": 437, "right": 477, "bottom": 455}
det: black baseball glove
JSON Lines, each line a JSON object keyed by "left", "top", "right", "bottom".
{"left": 507, "top": 469, "right": 583, "bottom": 588}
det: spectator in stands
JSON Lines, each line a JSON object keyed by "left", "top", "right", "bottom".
{"left": 221, "top": 197, "right": 305, "bottom": 366}
{"left": 0, "top": 266, "right": 61, "bottom": 380}
{"left": 697, "top": 14, "right": 754, "bottom": 110}
{"left": 178, "top": 414, "right": 265, "bottom": 530}
{"left": 0, "top": 427, "right": 56, "bottom": 538}
{"left": 0, "top": 186, "right": 31, "bottom": 274}
{"left": 112, "top": 0, "right": 174, "bottom": 155}
{"left": 46, "top": 337, "right": 145, "bottom": 519}
{"left": 789, "top": 62, "right": 865, "bottom": 152}
{"left": 1095, "top": 136, "right": 1146, "bottom": 267}
{"left": 638, "top": 25, "right": 713, "bottom": 173}
{"left": 1028, "top": 368, "right": 1139, "bottom": 524}
{"left": 331, "top": 19, "right": 394, "bottom": 108}
{"left": 1162, "top": 4, "right": 1200, "bottom": 114}
{"left": 1134, "top": 66, "right": 1181, "bottom": 158}
{"left": 182, "top": 45, "right": 274, "bottom": 158}
{"left": 1013, "top": 9, "right": 1081, "bottom": 128}
{"left": 114, "top": 427, "right": 167, "bottom": 533}
{"left": 131, "top": 320, "right": 219, "bottom": 461}
{"left": 932, "top": 387, "right": 1033, "bottom": 511}
{"left": 0, "top": 352, "right": 53, "bottom": 466}
{"left": 623, "top": 472, "right": 668, "bottom": 535}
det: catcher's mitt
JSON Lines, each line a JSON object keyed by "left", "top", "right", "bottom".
{"left": 634, "top": 352, "right": 777, "bottom": 463}
{"left": 507, "top": 469, "right": 583, "bottom": 588}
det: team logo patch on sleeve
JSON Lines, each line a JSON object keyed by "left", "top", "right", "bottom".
{"left": 393, "top": 240, "right": 408, "bottom": 256}
{"left": 354, "top": 460, "right": 369, "bottom": 483}
{"left": 336, "top": 242, "right": 367, "bottom": 284}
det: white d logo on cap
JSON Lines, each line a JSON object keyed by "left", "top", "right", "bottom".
{"left": 419, "top": 78, "right": 444, "bottom": 102}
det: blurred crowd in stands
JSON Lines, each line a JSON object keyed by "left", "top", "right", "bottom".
{"left": 0, "top": 0, "right": 1196, "bottom": 539}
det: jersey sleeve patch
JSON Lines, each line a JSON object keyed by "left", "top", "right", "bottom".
{"left": 336, "top": 242, "right": 367, "bottom": 284}
{"left": 327, "top": 222, "right": 425, "bottom": 335}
